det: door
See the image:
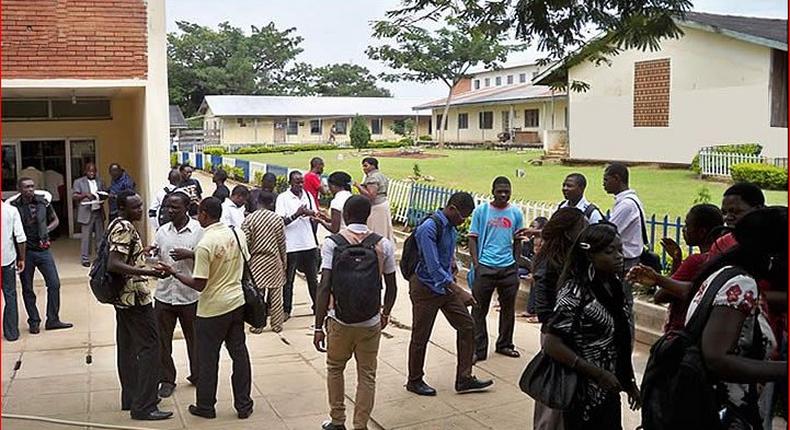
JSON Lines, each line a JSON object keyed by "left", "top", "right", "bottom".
{"left": 67, "top": 140, "right": 97, "bottom": 238}
{"left": 273, "top": 121, "right": 286, "bottom": 144}
{"left": 1, "top": 142, "right": 20, "bottom": 200}
{"left": 19, "top": 140, "right": 68, "bottom": 238}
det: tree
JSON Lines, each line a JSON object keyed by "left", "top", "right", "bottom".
{"left": 168, "top": 21, "right": 305, "bottom": 115}
{"left": 390, "top": 118, "right": 416, "bottom": 143}
{"left": 377, "top": 0, "right": 691, "bottom": 90}
{"left": 312, "top": 64, "right": 392, "bottom": 97}
{"left": 350, "top": 116, "right": 371, "bottom": 150}
{"left": 367, "top": 18, "right": 523, "bottom": 147}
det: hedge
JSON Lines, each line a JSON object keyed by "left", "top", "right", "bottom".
{"left": 730, "top": 163, "right": 788, "bottom": 190}
{"left": 691, "top": 143, "right": 763, "bottom": 174}
{"left": 199, "top": 140, "right": 411, "bottom": 156}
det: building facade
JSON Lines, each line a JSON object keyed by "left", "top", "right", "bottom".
{"left": 2, "top": 0, "right": 170, "bottom": 239}
{"left": 198, "top": 95, "right": 431, "bottom": 146}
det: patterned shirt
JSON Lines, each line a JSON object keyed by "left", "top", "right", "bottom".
{"left": 108, "top": 219, "right": 152, "bottom": 308}
{"left": 241, "top": 209, "right": 287, "bottom": 290}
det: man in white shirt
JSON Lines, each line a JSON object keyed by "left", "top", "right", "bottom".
{"left": 313, "top": 195, "right": 398, "bottom": 430}
{"left": 275, "top": 171, "right": 319, "bottom": 318}
{"left": 220, "top": 185, "right": 249, "bottom": 229}
{"left": 557, "top": 173, "right": 604, "bottom": 224}
{"left": 150, "top": 191, "right": 203, "bottom": 399}
{"left": 73, "top": 163, "right": 107, "bottom": 267}
{"left": 603, "top": 162, "right": 645, "bottom": 318}
{"left": 148, "top": 169, "right": 183, "bottom": 231}
{"left": 2, "top": 201, "right": 27, "bottom": 341}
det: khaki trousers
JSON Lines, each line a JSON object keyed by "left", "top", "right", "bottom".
{"left": 326, "top": 318, "right": 382, "bottom": 430}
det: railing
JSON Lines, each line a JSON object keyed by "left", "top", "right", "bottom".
{"left": 179, "top": 150, "right": 691, "bottom": 269}
{"left": 699, "top": 148, "right": 787, "bottom": 177}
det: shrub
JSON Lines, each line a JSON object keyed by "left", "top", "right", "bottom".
{"left": 169, "top": 152, "right": 178, "bottom": 168}
{"left": 730, "top": 163, "right": 788, "bottom": 190}
{"left": 691, "top": 143, "right": 763, "bottom": 174}
{"left": 203, "top": 161, "right": 213, "bottom": 173}
{"left": 223, "top": 164, "right": 245, "bottom": 181}
{"left": 419, "top": 135, "right": 433, "bottom": 141}
{"left": 390, "top": 118, "right": 415, "bottom": 140}
{"left": 253, "top": 170, "right": 264, "bottom": 186}
{"left": 275, "top": 175, "right": 289, "bottom": 194}
{"left": 233, "top": 144, "right": 336, "bottom": 154}
{"left": 203, "top": 146, "right": 226, "bottom": 155}
{"left": 350, "top": 116, "right": 371, "bottom": 150}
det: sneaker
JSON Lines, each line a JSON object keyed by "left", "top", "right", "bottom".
{"left": 321, "top": 420, "right": 347, "bottom": 430}
{"left": 455, "top": 376, "right": 494, "bottom": 394}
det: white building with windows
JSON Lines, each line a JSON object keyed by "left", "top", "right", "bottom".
{"left": 198, "top": 95, "right": 431, "bottom": 146}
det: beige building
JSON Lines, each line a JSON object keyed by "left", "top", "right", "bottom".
{"left": 198, "top": 95, "right": 431, "bottom": 146}
{"left": 2, "top": 0, "right": 170, "bottom": 240}
{"left": 536, "top": 12, "right": 788, "bottom": 164}
{"left": 415, "top": 80, "right": 569, "bottom": 150}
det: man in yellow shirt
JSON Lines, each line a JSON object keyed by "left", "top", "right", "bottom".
{"left": 157, "top": 197, "right": 252, "bottom": 420}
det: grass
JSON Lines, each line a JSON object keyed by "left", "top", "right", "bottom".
{"left": 234, "top": 149, "right": 787, "bottom": 219}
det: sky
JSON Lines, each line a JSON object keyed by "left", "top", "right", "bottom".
{"left": 165, "top": 0, "right": 788, "bottom": 100}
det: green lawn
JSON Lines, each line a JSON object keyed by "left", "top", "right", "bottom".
{"left": 234, "top": 149, "right": 787, "bottom": 219}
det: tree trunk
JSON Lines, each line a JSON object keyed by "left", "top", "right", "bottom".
{"left": 439, "top": 85, "right": 454, "bottom": 149}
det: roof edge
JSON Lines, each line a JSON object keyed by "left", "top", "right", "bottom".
{"left": 678, "top": 19, "right": 787, "bottom": 51}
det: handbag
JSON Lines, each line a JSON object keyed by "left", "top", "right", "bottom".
{"left": 229, "top": 226, "right": 269, "bottom": 328}
{"left": 626, "top": 197, "right": 663, "bottom": 272}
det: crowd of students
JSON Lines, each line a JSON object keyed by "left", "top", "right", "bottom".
{"left": 2, "top": 156, "right": 786, "bottom": 430}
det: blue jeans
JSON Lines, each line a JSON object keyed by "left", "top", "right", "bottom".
{"left": 2, "top": 264, "right": 19, "bottom": 341}
{"left": 19, "top": 249, "right": 61, "bottom": 327}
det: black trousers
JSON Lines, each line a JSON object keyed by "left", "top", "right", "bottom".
{"left": 564, "top": 392, "right": 622, "bottom": 430}
{"left": 154, "top": 299, "right": 198, "bottom": 386}
{"left": 115, "top": 304, "right": 160, "bottom": 416}
{"left": 194, "top": 306, "right": 253, "bottom": 414}
{"left": 283, "top": 249, "right": 319, "bottom": 315}
{"left": 471, "top": 264, "right": 519, "bottom": 357}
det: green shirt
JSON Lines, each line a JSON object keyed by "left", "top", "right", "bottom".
{"left": 193, "top": 222, "right": 247, "bottom": 318}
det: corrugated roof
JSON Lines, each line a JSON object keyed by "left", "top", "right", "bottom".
{"left": 169, "top": 105, "right": 188, "bottom": 129}
{"left": 200, "top": 95, "right": 432, "bottom": 117}
{"left": 414, "top": 83, "right": 566, "bottom": 110}
{"left": 683, "top": 12, "right": 787, "bottom": 49}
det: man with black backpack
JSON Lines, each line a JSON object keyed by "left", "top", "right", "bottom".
{"left": 558, "top": 173, "right": 604, "bottom": 223}
{"left": 313, "top": 195, "right": 398, "bottom": 430}
{"left": 148, "top": 169, "right": 183, "bottom": 231}
{"left": 404, "top": 192, "right": 494, "bottom": 397}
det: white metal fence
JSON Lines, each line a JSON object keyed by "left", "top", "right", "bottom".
{"left": 699, "top": 148, "right": 788, "bottom": 177}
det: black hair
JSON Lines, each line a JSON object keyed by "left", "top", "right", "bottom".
{"left": 262, "top": 172, "right": 276, "bottom": 183}
{"left": 179, "top": 163, "right": 193, "bottom": 172}
{"left": 117, "top": 189, "right": 138, "bottom": 209}
{"left": 258, "top": 191, "right": 276, "bottom": 208}
{"left": 362, "top": 157, "right": 379, "bottom": 169}
{"left": 344, "top": 195, "right": 372, "bottom": 224}
{"left": 447, "top": 191, "right": 475, "bottom": 214}
{"left": 168, "top": 169, "right": 182, "bottom": 183}
{"left": 492, "top": 176, "right": 511, "bottom": 189}
{"left": 328, "top": 171, "right": 352, "bottom": 191}
{"left": 723, "top": 182, "right": 765, "bottom": 208}
{"left": 199, "top": 197, "right": 223, "bottom": 220}
{"left": 687, "top": 203, "right": 723, "bottom": 242}
{"left": 17, "top": 176, "right": 34, "bottom": 188}
{"left": 534, "top": 207, "right": 588, "bottom": 273}
{"left": 605, "top": 162, "right": 629, "bottom": 185}
{"left": 168, "top": 191, "right": 191, "bottom": 206}
{"left": 231, "top": 185, "right": 250, "bottom": 198}
{"left": 289, "top": 170, "right": 302, "bottom": 183}
{"left": 566, "top": 173, "right": 587, "bottom": 189}
{"left": 310, "top": 157, "right": 324, "bottom": 168}
{"left": 532, "top": 216, "right": 549, "bottom": 229}
{"left": 214, "top": 169, "right": 228, "bottom": 182}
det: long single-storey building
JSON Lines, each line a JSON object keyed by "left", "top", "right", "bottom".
{"left": 198, "top": 95, "right": 432, "bottom": 146}
{"left": 535, "top": 11, "right": 788, "bottom": 164}
{"left": 414, "top": 64, "right": 569, "bottom": 151}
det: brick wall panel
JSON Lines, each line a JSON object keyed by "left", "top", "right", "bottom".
{"left": 2, "top": 0, "right": 147, "bottom": 79}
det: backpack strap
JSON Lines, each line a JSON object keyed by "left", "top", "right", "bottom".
{"left": 625, "top": 196, "right": 649, "bottom": 245}
{"left": 328, "top": 233, "right": 350, "bottom": 247}
{"left": 360, "top": 233, "right": 383, "bottom": 248}
{"left": 684, "top": 267, "right": 747, "bottom": 340}
{"left": 583, "top": 203, "right": 599, "bottom": 219}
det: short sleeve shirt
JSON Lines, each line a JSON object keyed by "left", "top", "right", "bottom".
{"left": 192, "top": 222, "right": 246, "bottom": 318}
{"left": 468, "top": 203, "right": 524, "bottom": 268}
{"left": 303, "top": 172, "right": 322, "bottom": 207}
{"left": 363, "top": 170, "right": 388, "bottom": 206}
{"left": 275, "top": 190, "right": 318, "bottom": 253}
{"left": 153, "top": 219, "right": 203, "bottom": 305}
{"left": 329, "top": 190, "right": 352, "bottom": 229}
{"left": 108, "top": 219, "right": 152, "bottom": 308}
{"left": 663, "top": 252, "right": 709, "bottom": 332}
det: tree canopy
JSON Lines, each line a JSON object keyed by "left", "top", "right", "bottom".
{"left": 168, "top": 21, "right": 391, "bottom": 116}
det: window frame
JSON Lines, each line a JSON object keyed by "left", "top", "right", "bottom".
{"left": 479, "top": 111, "right": 493, "bottom": 130}
{"left": 524, "top": 109, "right": 540, "bottom": 128}
{"left": 371, "top": 118, "right": 383, "bottom": 135}
{"left": 458, "top": 113, "right": 469, "bottom": 129}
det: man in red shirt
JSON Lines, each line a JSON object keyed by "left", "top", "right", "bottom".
{"left": 304, "top": 157, "right": 325, "bottom": 209}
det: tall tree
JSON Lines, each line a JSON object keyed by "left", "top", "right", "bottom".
{"left": 367, "top": 18, "right": 522, "bottom": 146}
{"left": 312, "top": 64, "right": 392, "bottom": 97}
{"left": 168, "top": 21, "right": 305, "bottom": 115}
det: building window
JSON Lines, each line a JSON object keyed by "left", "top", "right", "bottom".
{"left": 524, "top": 109, "right": 540, "bottom": 128}
{"left": 286, "top": 119, "right": 298, "bottom": 135}
{"left": 633, "top": 58, "right": 671, "bottom": 127}
{"left": 310, "top": 119, "right": 321, "bottom": 135}
{"left": 479, "top": 111, "right": 493, "bottom": 129}
{"left": 770, "top": 49, "right": 787, "bottom": 128}
{"left": 2, "top": 99, "right": 112, "bottom": 121}
{"left": 502, "top": 111, "right": 510, "bottom": 131}
{"left": 371, "top": 118, "right": 383, "bottom": 134}
{"left": 237, "top": 118, "right": 247, "bottom": 128}
{"left": 334, "top": 119, "right": 348, "bottom": 134}
{"left": 564, "top": 107, "right": 569, "bottom": 128}
{"left": 495, "top": 76, "right": 502, "bottom": 86}
{"left": 436, "top": 114, "right": 448, "bottom": 130}
{"left": 519, "top": 73, "right": 527, "bottom": 83}
{"left": 474, "top": 80, "right": 480, "bottom": 90}
{"left": 507, "top": 75, "right": 513, "bottom": 85}
{"left": 458, "top": 113, "right": 469, "bottom": 129}
{"left": 484, "top": 78, "right": 490, "bottom": 87}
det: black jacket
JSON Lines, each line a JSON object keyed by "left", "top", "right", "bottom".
{"left": 532, "top": 258, "right": 561, "bottom": 324}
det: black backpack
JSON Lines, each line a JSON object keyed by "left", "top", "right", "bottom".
{"left": 399, "top": 214, "right": 444, "bottom": 280}
{"left": 328, "top": 233, "right": 383, "bottom": 324}
{"left": 640, "top": 266, "right": 745, "bottom": 430}
{"left": 89, "top": 219, "right": 137, "bottom": 304}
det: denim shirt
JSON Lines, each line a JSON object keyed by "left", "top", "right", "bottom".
{"left": 415, "top": 210, "right": 457, "bottom": 295}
